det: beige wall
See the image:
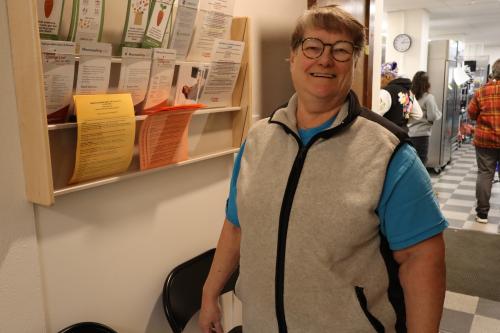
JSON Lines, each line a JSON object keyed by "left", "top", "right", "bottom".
{"left": 0, "top": 0, "right": 47, "bottom": 332}
{"left": 0, "top": 0, "right": 305, "bottom": 332}
{"left": 234, "top": 0, "right": 306, "bottom": 119}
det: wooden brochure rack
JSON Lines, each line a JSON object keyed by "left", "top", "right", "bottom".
{"left": 6, "top": 1, "right": 252, "bottom": 206}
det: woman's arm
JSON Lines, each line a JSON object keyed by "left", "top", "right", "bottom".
{"left": 426, "top": 94, "right": 442, "bottom": 122}
{"left": 410, "top": 93, "right": 423, "bottom": 120}
{"left": 199, "top": 219, "right": 241, "bottom": 333}
{"left": 393, "top": 233, "right": 446, "bottom": 333}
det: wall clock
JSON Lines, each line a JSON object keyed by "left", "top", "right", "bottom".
{"left": 393, "top": 33, "right": 412, "bottom": 52}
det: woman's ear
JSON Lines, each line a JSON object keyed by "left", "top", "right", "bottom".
{"left": 289, "top": 49, "right": 296, "bottom": 65}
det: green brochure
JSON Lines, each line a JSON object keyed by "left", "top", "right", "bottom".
{"left": 67, "top": 0, "right": 105, "bottom": 43}
{"left": 121, "top": 0, "right": 152, "bottom": 49}
{"left": 141, "top": 0, "right": 174, "bottom": 49}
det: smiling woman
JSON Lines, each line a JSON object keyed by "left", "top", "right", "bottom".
{"left": 199, "top": 5, "right": 448, "bottom": 333}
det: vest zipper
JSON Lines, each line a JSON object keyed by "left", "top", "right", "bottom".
{"left": 355, "top": 286, "right": 386, "bottom": 333}
{"left": 275, "top": 145, "right": 308, "bottom": 333}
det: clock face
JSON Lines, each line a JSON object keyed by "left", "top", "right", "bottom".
{"left": 393, "top": 34, "right": 412, "bottom": 52}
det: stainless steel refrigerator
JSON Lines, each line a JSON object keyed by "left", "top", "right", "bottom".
{"left": 426, "top": 40, "right": 461, "bottom": 172}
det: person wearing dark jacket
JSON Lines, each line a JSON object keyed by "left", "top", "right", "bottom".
{"left": 378, "top": 75, "right": 422, "bottom": 132}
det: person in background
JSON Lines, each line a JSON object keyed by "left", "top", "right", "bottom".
{"left": 378, "top": 62, "right": 422, "bottom": 132}
{"left": 408, "top": 71, "right": 442, "bottom": 165}
{"left": 467, "top": 58, "right": 500, "bottom": 224}
{"left": 199, "top": 6, "right": 447, "bottom": 333}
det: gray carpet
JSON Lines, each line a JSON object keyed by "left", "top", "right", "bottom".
{"left": 445, "top": 228, "right": 500, "bottom": 302}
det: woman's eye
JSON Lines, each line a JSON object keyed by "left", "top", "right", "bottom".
{"left": 334, "top": 48, "right": 350, "bottom": 54}
{"left": 306, "top": 46, "right": 322, "bottom": 52}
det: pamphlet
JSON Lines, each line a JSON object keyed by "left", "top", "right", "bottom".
{"left": 118, "top": 47, "right": 153, "bottom": 113}
{"left": 167, "top": 0, "right": 199, "bottom": 60}
{"left": 121, "top": 0, "right": 152, "bottom": 49}
{"left": 186, "top": 0, "right": 234, "bottom": 61}
{"left": 174, "top": 63, "right": 209, "bottom": 105}
{"left": 141, "top": 0, "right": 174, "bottom": 49}
{"left": 67, "top": 0, "right": 105, "bottom": 43}
{"left": 198, "top": 39, "right": 243, "bottom": 107}
{"left": 139, "top": 107, "right": 200, "bottom": 170}
{"left": 37, "top": 0, "right": 65, "bottom": 40}
{"left": 75, "top": 42, "right": 112, "bottom": 95}
{"left": 143, "top": 48, "right": 176, "bottom": 111}
{"left": 198, "top": 0, "right": 234, "bottom": 14}
{"left": 69, "top": 94, "right": 136, "bottom": 184}
{"left": 41, "top": 40, "right": 76, "bottom": 123}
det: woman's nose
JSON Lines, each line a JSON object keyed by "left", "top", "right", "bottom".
{"left": 317, "top": 46, "right": 335, "bottom": 65}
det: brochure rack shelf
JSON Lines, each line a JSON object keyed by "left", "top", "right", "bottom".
{"left": 6, "top": 0, "right": 252, "bottom": 206}
{"left": 53, "top": 148, "right": 240, "bottom": 196}
{"left": 47, "top": 107, "right": 242, "bottom": 130}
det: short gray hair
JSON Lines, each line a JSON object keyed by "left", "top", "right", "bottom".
{"left": 290, "top": 6, "right": 366, "bottom": 55}
{"left": 493, "top": 59, "right": 500, "bottom": 80}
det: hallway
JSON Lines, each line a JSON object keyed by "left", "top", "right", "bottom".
{"left": 431, "top": 144, "right": 500, "bottom": 332}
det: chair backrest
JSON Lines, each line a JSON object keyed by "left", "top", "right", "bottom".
{"left": 163, "top": 248, "right": 239, "bottom": 333}
{"left": 57, "top": 322, "right": 117, "bottom": 333}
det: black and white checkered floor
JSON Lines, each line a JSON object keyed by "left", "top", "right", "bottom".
{"left": 431, "top": 144, "right": 500, "bottom": 233}
{"left": 430, "top": 144, "right": 500, "bottom": 332}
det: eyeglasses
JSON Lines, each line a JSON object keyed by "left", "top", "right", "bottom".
{"left": 301, "top": 37, "right": 358, "bottom": 62}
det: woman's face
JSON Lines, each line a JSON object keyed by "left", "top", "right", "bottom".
{"left": 289, "top": 28, "right": 358, "bottom": 106}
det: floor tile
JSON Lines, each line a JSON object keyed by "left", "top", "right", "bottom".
{"left": 441, "top": 175, "right": 465, "bottom": 181}
{"left": 442, "top": 205, "right": 474, "bottom": 213}
{"left": 447, "top": 219, "right": 466, "bottom": 228}
{"left": 462, "top": 221, "right": 499, "bottom": 233}
{"left": 435, "top": 183, "right": 460, "bottom": 189}
{"left": 475, "top": 298, "right": 500, "bottom": 320}
{"left": 444, "top": 291, "right": 479, "bottom": 314}
{"left": 469, "top": 315, "right": 500, "bottom": 333}
{"left": 446, "top": 199, "right": 475, "bottom": 207}
{"left": 440, "top": 309, "right": 474, "bottom": 333}
{"left": 438, "top": 192, "right": 453, "bottom": 199}
{"left": 443, "top": 211, "right": 472, "bottom": 221}
{"left": 457, "top": 185, "right": 476, "bottom": 190}
{"left": 455, "top": 189, "right": 476, "bottom": 196}
{"left": 450, "top": 194, "right": 476, "bottom": 201}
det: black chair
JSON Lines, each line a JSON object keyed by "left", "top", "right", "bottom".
{"left": 163, "top": 248, "right": 241, "bottom": 333}
{"left": 57, "top": 322, "right": 117, "bottom": 333}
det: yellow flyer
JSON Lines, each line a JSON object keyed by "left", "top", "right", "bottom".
{"left": 69, "top": 94, "right": 136, "bottom": 184}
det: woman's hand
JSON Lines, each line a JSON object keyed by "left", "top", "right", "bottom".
{"left": 199, "top": 296, "right": 223, "bottom": 333}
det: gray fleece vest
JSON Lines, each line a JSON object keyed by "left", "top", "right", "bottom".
{"left": 235, "top": 91, "right": 409, "bottom": 333}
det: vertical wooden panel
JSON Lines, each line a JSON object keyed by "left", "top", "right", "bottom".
{"left": 365, "top": 0, "right": 375, "bottom": 107}
{"left": 231, "top": 17, "right": 252, "bottom": 147}
{"left": 6, "top": 0, "right": 54, "bottom": 205}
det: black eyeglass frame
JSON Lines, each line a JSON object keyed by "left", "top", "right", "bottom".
{"left": 300, "top": 37, "right": 360, "bottom": 62}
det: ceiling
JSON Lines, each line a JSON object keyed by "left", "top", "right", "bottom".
{"left": 384, "top": 0, "right": 500, "bottom": 47}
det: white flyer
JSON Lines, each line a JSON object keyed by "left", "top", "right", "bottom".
{"left": 198, "top": 0, "right": 234, "bottom": 15}
{"left": 118, "top": 48, "right": 153, "bottom": 111}
{"left": 68, "top": 0, "right": 105, "bottom": 43}
{"left": 41, "top": 40, "right": 76, "bottom": 123}
{"left": 121, "top": 0, "right": 152, "bottom": 48}
{"left": 198, "top": 39, "right": 243, "bottom": 108}
{"left": 186, "top": 10, "right": 233, "bottom": 62}
{"left": 37, "top": 0, "right": 65, "bottom": 40}
{"left": 143, "top": 48, "right": 177, "bottom": 111}
{"left": 167, "top": 0, "right": 199, "bottom": 59}
{"left": 75, "top": 42, "right": 112, "bottom": 95}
